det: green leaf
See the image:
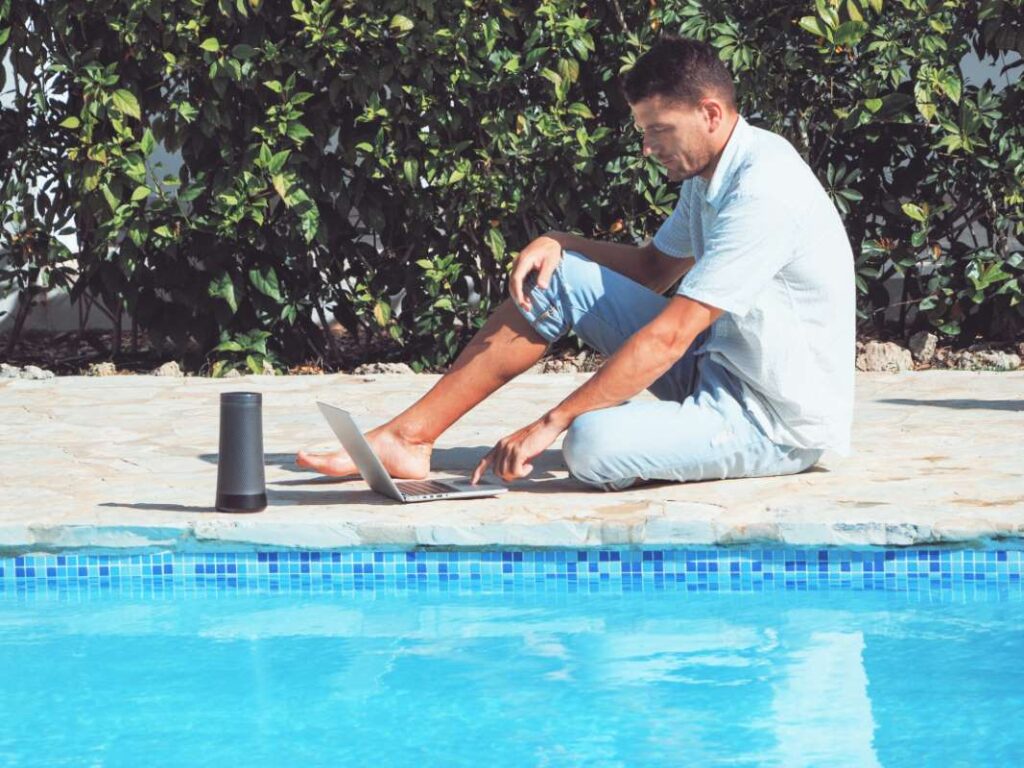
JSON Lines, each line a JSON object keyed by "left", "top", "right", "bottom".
{"left": 834, "top": 20, "right": 868, "bottom": 46}
{"left": 286, "top": 122, "right": 313, "bottom": 142}
{"left": 246, "top": 355, "right": 263, "bottom": 374}
{"left": 111, "top": 89, "right": 140, "bottom": 120}
{"left": 901, "top": 203, "right": 927, "bottom": 222}
{"left": 485, "top": 226, "right": 506, "bottom": 261}
{"left": 200, "top": 37, "right": 220, "bottom": 52}
{"left": 131, "top": 185, "right": 151, "bottom": 202}
{"left": 264, "top": 80, "right": 283, "bottom": 93}
{"left": 868, "top": 0, "right": 883, "bottom": 13}
{"left": 389, "top": 14, "right": 415, "bottom": 34}
{"left": 176, "top": 102, "right": 198, "bottom": 122}
{"left": 140, "top": 128, "right": 155, "bottom": 155}
{"left": 940, "top": 73, "right": 962, "bottom": 104}
{"left": 128, "top": 223, "right": 147, "bottom": 247}
{"left": 59, "top": 116, "right": 80, "bottom": 129}
{"left": 373, "top": 301, "right": 391, "bottom": 326}
{"left": 249, "top": 267, "right": 282, "bottom": 301}
{"left": 864, "top": 98, "right": 883, "bottom": 113}
{"left": 232, "top": 43, "right": 255, "bottom": 60}
{"left": 798, "top": 16, "right": 829, "bottom": 39}
{"left": 100, "top": 185, "right": 119, "bottom": 212}
{"left": 272, "top": 174, "right": 290, "bottom": 202}
{"left": 0, "top": 27, "right": 9, "bottom": 47}
{"left": 153, "top": 225, "right": 173, "bottom": 238}
{"left": 540, "top": 67, "right": 562, "bottom": 88}
{"left": 268, "top": 149, "right": 291, "bottom": 174}
{"left": 567, "top": 102, "right": 594, "bottom": 119}
{"left": 208, "top": 274, "right": 237, "bottom": 313}
{"left": 403, "top": 158, "right": 419, "bottom": 187}
{"left": 214, "top": 340, "right": 244, "bottom": 352}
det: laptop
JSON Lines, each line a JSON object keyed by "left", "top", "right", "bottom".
{"left": 316, "top": 402, "right": 508, "bottom": 503}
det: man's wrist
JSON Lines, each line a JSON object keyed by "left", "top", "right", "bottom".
{"left": 542, "top": 408, "right": 573, "bottom": 433}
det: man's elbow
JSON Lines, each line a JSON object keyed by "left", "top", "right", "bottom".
{"left": 647, "top": 325, "right": 696, "bottom": 367}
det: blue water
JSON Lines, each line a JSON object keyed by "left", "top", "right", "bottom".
{"left": 2, "top": 585, "right": 1022, "bottom": 766}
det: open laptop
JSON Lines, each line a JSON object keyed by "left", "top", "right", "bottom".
{"left": 316, "top": 402, "right": 508, "bottom": 503}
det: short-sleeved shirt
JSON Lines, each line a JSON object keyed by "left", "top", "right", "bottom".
{"left": 653, "top": 115, "right": 855, "bottom": 455}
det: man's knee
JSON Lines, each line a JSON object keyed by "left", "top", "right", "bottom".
{"left": 562, "top": 412, "right": 635, "bottom": 491}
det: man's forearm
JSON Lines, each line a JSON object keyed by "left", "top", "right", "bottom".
{"left": 546, "top": 231, "right": 657, "bottom": 288}
{"left": 543, "top": 324, "right": 684, "bottom": 431}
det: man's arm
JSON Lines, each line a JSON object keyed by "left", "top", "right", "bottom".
{"left": 470, "top": 293, "right": 722, "bottom": 484}
{"left": 544, "top": 293, "right": 721, "bottom": 430}
{"left": 545, "top": 231, "right": 694, "bottom": 294}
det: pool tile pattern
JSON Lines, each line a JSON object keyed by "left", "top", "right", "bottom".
{"left": 1, "top": 548, "right": 1021, "bottom": 599}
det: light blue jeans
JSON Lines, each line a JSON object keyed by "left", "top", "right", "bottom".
{"left": 516, "top": 250, "right": 824, "bottom": 491}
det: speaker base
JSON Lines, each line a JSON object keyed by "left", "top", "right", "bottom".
{"left": 215, "top": 492, "right": 267, "bottom": 513}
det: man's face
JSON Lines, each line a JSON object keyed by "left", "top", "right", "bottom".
{"left": 630, "top": 95, "right": 719, "bottom": 183}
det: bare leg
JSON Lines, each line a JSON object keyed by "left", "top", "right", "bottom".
{"left": 296, "top": 298, "right": 548, "bottom": 477}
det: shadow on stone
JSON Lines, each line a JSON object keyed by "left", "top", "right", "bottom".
{"left": 202, "top": 446, "right": 568, "bottom": 485}
{"left": 98, "top": 502, "right": 215, "bottom": 512}
{"left": 198, "top": 453, "right": 307, "bottom": 472}
{"left": 265, "top": 488, "right": 391, "bottom": 506}
{"left": 879, "top": 398, "right": 1023, "bottom": 412}
{"left": 98, "top": 487, "right": 393, "bottom": 511}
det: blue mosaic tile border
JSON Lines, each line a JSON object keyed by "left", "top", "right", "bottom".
{"left": 1, "top": 548, "right": 1022, "bottom": 598}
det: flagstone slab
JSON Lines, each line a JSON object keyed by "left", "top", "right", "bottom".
{"left": 1, "top": 371, "right": 1021, "bottom": 554}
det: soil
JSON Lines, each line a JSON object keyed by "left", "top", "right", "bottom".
{"left": 2, "top": 327, "right": 1019, "bottom": 377}
{"left": 0, "top": 327, "right": 602, "bottom": 376}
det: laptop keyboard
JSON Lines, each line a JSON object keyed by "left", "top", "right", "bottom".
{"left": 397, "top": 479, "right": 457, "bottom": 496}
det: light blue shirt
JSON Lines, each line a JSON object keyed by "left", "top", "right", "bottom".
{"left": 653, "top": 115, "right": 855, "bottom": 455}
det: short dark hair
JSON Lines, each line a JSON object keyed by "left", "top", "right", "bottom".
{"left": 621, "top": 36, "right": 736, "bottom": 109}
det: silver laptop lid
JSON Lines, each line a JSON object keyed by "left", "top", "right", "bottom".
{"left": 315, "top": 402, "right": 403, "bottom": 500}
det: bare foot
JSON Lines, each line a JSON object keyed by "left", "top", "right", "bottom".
{"left": 295, "top": 426, "right": 432, "bottom": 479}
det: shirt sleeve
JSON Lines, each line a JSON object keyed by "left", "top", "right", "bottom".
{"left": 676, "top": 191, "right": 796, "bottom": 317}
{"left": 652, "top": 182, "right": 693, "bottom": 258}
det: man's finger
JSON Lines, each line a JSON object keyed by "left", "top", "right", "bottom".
{"left": 511, "top": 451, "right": 533, "bottom": 480}
{"left": 497, "top": 445, "right": 515, "bottom": 482}
{"left": 471, "top": 450, "right": 493, "bottom": 484}
{"left": 509, "top": 259, "right": 535, "bottom": 311}
{"left": 536, "top": 255, "right": 559, "bottom": 291}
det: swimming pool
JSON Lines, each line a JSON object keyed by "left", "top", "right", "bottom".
{"left": 2, "top": 548, "right": 1022, "bottom": 765}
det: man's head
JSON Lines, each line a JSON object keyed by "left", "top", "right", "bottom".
{"left": 622, "top": 36, "right": 738, "bottom": 183}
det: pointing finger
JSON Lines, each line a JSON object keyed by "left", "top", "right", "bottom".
{"left": 471, "top": 450, "right": 494, "bottom": 484}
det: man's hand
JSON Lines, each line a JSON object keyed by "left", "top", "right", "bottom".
{"left": 471, "top": 414, "right": 568, "bottom": 484}
{"left": 509, "top": 233, "right": 564, "bottom": 313}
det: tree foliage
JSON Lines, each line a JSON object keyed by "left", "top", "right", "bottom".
{"left": 1, "top": 0, "right": 1021, "bottom": 373}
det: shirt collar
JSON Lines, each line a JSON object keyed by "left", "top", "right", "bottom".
{"left": 702, "top": 114, "right": 749, "bottom": 212}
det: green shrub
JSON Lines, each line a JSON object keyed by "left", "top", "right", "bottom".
{"left": 1, "top": 0, "right": 1020, "bottom": 373}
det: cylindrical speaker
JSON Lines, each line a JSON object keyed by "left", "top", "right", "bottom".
{"left": 215, "top": 391, "right": 267, "bottom": 513}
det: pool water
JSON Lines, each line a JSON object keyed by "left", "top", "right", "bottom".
{"left": 2, "top": 572, "right": 1023, "bottom": 766}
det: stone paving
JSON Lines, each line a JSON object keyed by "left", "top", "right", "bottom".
{"left": 1, "top": 371, "right": 1022, "bottom": 554}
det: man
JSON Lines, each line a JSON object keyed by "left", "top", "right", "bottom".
{"left": 297, "top": 36, "right": 855, "bottom": 491}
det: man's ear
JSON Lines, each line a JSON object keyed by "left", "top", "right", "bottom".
{"left": 700, "top": 98, "right": 725, "bottom": 133}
